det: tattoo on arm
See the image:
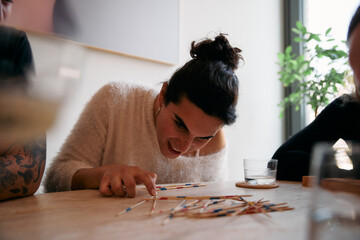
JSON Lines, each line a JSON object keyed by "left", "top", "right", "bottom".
{"left": 14, "top": 155, "right": 23, "bottom": 165}
{"left": 0, "top": 166, "right": 18, "bottom": 190}
{"left": 9, "top": 187, "right": 28, "bottom": 194}
{"left": 21, "top": 137, "right": 46, "bottom": 182}
{"left": 18, "top": 169, "right": 34, "bottom": 185}
{"left": 0, "top": 136, "right": 46, "bottom": 196}
{"left": 10, "top": 188, "right": 20, "bottom": 193}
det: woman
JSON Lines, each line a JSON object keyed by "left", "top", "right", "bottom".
{"left": 272, "top": 5, "right": 360, "bottom": 181}
{"left": 44, "top": 34, "right": 243, "bottom": 197}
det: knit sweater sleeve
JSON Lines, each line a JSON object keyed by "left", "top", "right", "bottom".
{"left": 44, "top": 84, "right": 112, "bottom": 192}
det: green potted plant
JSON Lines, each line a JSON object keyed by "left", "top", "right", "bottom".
{"left": 277, "top": 21, "right": 351, "bottom": 118}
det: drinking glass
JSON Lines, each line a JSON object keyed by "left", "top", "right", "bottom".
{"left": 308, "top": 141, "right": 360, "bottom": 240}
{"left": 243, "top": 158, "right": 278, "bottom": 185}
{"left": 0, "top": 33, "right": 84, "bottom": 147}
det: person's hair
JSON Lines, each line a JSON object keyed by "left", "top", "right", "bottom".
{"left": 347, "top": 5, "right": 360, "bottom": 41}
{"left": 164, "top": 33, "right": 243, "bottom": 125}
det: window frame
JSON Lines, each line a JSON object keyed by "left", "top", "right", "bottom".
{"left": 283, "top": 0, "right": 306, "bottom": 140}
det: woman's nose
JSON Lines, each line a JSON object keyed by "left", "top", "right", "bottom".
{"left": 178, "top": 135, "right": 193, "bottom": 153}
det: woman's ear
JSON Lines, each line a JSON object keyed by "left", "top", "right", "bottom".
{"left": 159, "top": 82, "right": 168, "bottom": 105}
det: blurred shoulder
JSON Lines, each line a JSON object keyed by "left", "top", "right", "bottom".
{"left": 332, "top": 94, "right": 358, "bottom": 105}
{"left": 328, "top": 94, "right": 360, "bottom": 112}
{"left": 97, "top": 81, "right": 155, "bottom": 99}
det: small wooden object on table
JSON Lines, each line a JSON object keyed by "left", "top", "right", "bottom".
{"left": 235, "top": 181, "right": 279, "bottom": 189}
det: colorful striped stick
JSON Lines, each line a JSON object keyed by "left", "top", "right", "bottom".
{"left": 144, "top": 195, "right": 252, "bottom": 201}
{"left": 142, "top": 183, "right": 206, "bottom": 190}
{"left": 186, "top": 203, "right": 248, "bottom": 218}
{"left": 182, "top": 198, "right": 293, "bottom": 218}
{"left": 186, "top": 203, "right": 293, "bottom": 218}
{"left": 160, "top": 199, "right": 225, "bottom": 217}
{"left": 236, "top": 202, "right": 293, "bottom": 216}
{"left": 117, "top": 199, "right": 148, "bottom": 216}
{"left": 162, "top": 200, "right": 186, "bottom": 225}
{"left": 155, "top": 183, "right": 204, "bottom": 188}
{"left": 242, "top": 198, "right": 271, "bottom": 218}
{"left": 186, "top": 209, "right": 238, "bottom": 218}
{"left": 200, "top": 199, "right": 212, "bottom": 213}
{"left": 156, "top": 184, "right": 207, "bottom": 191}
{"left": 149, "top": 196, "right": 157, "bottom": 216}
{"left": 179, "top": 199, "right": 202, "bottom": 211}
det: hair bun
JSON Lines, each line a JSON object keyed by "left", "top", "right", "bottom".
{"left": 190, "top": 33, "right": 243, "bottom": 71}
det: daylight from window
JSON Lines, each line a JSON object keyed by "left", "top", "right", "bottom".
{"left": 304, "top": 0, "right": 360, "bottom": 124}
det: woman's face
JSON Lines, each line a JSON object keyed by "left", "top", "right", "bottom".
{"left": 155, "top": 94, "right": 224, "bottom": 159}
{"left": 349, "top": 22, "right": 360, "bottom": 88}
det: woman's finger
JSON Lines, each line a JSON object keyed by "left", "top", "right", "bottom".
{"left": 136, "top": 172, "right": 157, "bottom": 196}
{"left": 99, "top": 176, "right": 114, "bottom": 197}
{"left": 122, "top": 175, "right": 137, "bottom": 198}
{"left": 110, "top": 177, "right": 127, "bottom": 197}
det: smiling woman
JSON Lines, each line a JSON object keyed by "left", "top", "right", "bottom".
{"left": 154, "top": 93, "right": 225, "bottom": 159}
{"left": 44, "top": 33, "right": 243, "bottom": 198}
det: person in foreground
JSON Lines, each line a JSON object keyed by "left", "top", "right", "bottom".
{"left": 272, "top": 5, "right": 360, "bottom": 181}
{"left": 44, "top": 33, "right": 243, "bottom": 197}
{"left": 0, "top": 0, "right": 46, "bottom": 201}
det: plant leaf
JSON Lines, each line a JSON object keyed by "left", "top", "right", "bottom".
{"left": 296, "top": 21, "right": 307, "bottom": 34}
{"left": 285, "top": 46, "right": 292, "bottom": 55}
{"left": 294, "top": 37, "right": 302, "bottom": 42}
{"left": 276, "top": 20, "right": 352, "bottom": 119}
{"left": 292, "top": 28, "right": 302, "bottom": 35}
{"left": 325, "top": 27, "right": 332, "bottom": 36}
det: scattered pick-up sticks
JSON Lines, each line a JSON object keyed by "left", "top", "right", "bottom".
{"left": 117, "top": 194, "right": 294, "bottom": 222}
{"left": 119, "top": 184, "right": 293, "bottom": 222}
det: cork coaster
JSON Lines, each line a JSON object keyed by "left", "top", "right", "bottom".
{"left": 235, "top": 181, "right": 279, "bottom": 189}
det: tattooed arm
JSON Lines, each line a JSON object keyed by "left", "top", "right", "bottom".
{"left": 0, "top": 135, "right": 46, "bottom": 201}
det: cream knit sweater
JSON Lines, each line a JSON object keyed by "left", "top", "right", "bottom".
{"left": 44, "top": 82, "right": 227, "bottom": 192}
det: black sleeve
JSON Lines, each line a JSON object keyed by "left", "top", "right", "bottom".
{"left": 0, "top": 26, "right": 34, "bottom": 85}
{"left": 272, "top": 95, "right": 355, "bottom": 181}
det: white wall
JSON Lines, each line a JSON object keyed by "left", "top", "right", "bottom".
{"left": 29, "top": 0, "right": 284, "bottom": 187}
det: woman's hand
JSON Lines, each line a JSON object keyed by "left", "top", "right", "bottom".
{"left": 99, "top": 164, "right": 157, "bottom": 198}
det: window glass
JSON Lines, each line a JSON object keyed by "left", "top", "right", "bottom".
{"left": 304, "top": 0, "right": 359, "bottom": 124}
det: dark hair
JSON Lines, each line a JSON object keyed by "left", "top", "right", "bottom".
{"left": 0, "top": 26, "right": 34, "bottom": 89}
{"left": 164, "top": 34, "right": 243, "bottom": 125}
{"left": 347, "top": 5, "right": 360, "bottom": 41}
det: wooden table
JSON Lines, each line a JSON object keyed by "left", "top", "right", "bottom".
{"left": 0, "top": 181, "right": 311, "bottom": 240}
